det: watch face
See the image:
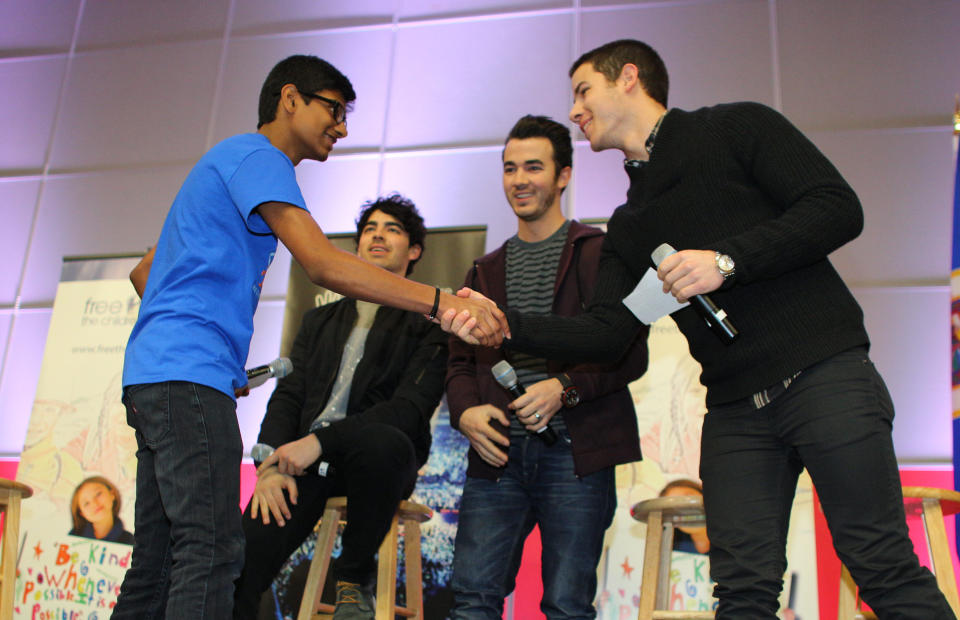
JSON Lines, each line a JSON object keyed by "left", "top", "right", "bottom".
{"left": 562, "top": 387, "right": 580, "bottom": 408}
{"left": 717, "top": 254, "right": 735, "bottom": 273}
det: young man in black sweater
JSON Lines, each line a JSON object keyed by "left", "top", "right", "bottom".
{"left": 443, "top": 39, "right": 954, "bottom": 618}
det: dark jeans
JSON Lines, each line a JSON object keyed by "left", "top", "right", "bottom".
{"left": 449, "top": 431, "right": 616, "bottom": 620}
{"left": 232, "top": 422, "right": 418, "bottom": 620}
{"left": 113, "top": 381, "right": 244, "bottom": 620}
{"left": 700, "top": 347, "right": 954, "bottom": 619}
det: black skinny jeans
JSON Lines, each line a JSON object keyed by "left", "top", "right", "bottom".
{"left": 232, "top": 422, "right": 418, "bottom": 620}
{"left": 700, "top": 347, "right": 954, "bottom": 619}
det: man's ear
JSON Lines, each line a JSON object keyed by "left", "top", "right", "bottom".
{"left": 278, "top": 83, "right": 299, "bottom": 116}
{"left": 619, "top": 63, "right": 640, "bottom": 91}
{"left": 556, "top": 166, "right": 572, "bottom": 192}
{"left": 408, "top": 244, "right": 423, "bottom": 262}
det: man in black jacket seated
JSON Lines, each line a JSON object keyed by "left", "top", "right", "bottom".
{"left": 443, "top": 40, "right": 954, "bottom": 618}
{"left": 234, "top": 195, "right": 447, "bottom": 620}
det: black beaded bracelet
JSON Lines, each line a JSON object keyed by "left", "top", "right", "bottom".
{"left": 427, "top": 286, "right": 441, "bottom": 320}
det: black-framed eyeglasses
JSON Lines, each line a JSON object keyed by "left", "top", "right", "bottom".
{"left": 300, "top": 91, "right": 346, "bottom": 125}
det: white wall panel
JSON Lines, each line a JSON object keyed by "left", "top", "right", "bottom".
{"left": 75, "top": 0, "right": 229, "bottom": 50}
{"left": 778, "top": 0, "right": 960, "bottom": 130}
{"left": 0, "top": 310, "right": 51, "bottom": 454}
{"left": 851, "top": 286, "right": 951, "bottom": 463}
{"left": 813, "top": 129, "right": 955, "bottom": 284}
{"left": 571, "top": 142, "right": 629, "bottom": 221}
{"left": 580, "top": 1, "right": 775, "bottom": 110}
{"left": 211, "top": 30, "right": 394, "bottom": 150}
{"left": 0, "top": 58, "right": 66, "bottom": 172}
{"left": 387, "top": 13, "right": 573, "bottom": 148}
{"left": 0, "top": 0, "right": 80, "bottom": 55}
{"left": 381, "top": 148, "right": 515, "bottom": 252}
{"left": 18, "top": 166, "right": 191, "bottom": 305}
{"left": 48, "top": 41, "right": 221, "bottom": 170}
{"left": 0, "top": 180, "right": 40, "bottom": 305}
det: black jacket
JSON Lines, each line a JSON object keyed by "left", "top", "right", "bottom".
{"left": 258, "top": 298, "right": 447, "bottom": 467}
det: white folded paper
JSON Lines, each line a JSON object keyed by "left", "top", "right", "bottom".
{"left": 622, "top": 267, "right": 689, "bottom": 325}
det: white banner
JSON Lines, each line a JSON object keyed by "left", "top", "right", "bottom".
{"left": 14, "top": 257, "right": 141, "bottom": 620}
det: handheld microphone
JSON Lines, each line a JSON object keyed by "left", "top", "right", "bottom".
{"left": 491, "top": 360, "right": 558, "bottom": 446}
{"left": 651, "top": 243, "right": 738, "bottom": 345}
{"left": 246, "top": 357, "right": 293, "bottom": 389}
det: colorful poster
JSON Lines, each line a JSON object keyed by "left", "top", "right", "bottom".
{"left": 951, "top": 99, "right": 960, "bottom": 555}
{"left": 14, "top": 257, "right": 141, "bottom": 619}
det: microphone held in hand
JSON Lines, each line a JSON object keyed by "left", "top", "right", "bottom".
{"left": 246, "top": 357, "right": 293, "bottom": 389}
{"left": 491, "top": 360, "right": 558, "bottom": 446}
{"left": 651, "top": 243, "right": 738, "bottom": 345}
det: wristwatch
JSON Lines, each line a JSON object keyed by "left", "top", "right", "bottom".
{"left": 715, "top": 252, "right": 736, "bottom": 280}
{"left": 556, "top": 373, "right": 580, "bottom": 408}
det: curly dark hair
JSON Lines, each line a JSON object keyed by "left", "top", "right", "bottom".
{"left": 354, "top": 194, "right": 426, "bottom": 276}
{"left": 504, "top": 115, "right": 572, "bottom": 180}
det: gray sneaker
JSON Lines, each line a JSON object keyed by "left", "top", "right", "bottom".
{"left": 331, "top": 580, "right": 375, "bottom": 620}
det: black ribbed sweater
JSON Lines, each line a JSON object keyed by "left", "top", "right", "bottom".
{"left": 507, "top": 102, "right": 869, "bottom": 405}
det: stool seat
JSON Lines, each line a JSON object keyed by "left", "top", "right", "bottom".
{"left": 1, "top": 478, "right": 34, "bottom": 620}
{"left": 630, "top": 496, "right": 713, "bottom": 620}
{"left": 297, "top": 497, "right": 432, "bottom": 620}
{"left": 838, "top": 486, "right": 960, "bottom": 619}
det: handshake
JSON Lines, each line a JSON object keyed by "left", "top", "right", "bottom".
{"left": 434, "top": 287, "right": 506, "bottom": 347}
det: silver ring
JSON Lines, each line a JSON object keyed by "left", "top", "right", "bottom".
{"left": 534, "top": 412, "right": 542, "bottom": 421}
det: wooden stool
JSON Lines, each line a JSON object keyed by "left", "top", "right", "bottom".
{"left": 838, "top": 486, "right": 960, "bottom": 620}
{"left": 297, "top": 496, "right": 432, "bottom": 620}
{"left": 630, "top": 495, "right": 714, "bottom": 620}
{"left": 1, "top": 478, "right": 33, "bottom": 620}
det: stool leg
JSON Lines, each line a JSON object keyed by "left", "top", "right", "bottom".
{"left": 922, "top": 499, "right": 960, "bottom": 615}
{"left": 637, "top": 510, "right": 664, "bottom": 620}
{"left": 376, "top": 514, "right": 400, "bottom": 619}
{"left": 402, "top": 520, "right": 424, "bottom": 620}
{"left": 655, "top": 523, "right": 674, "bottom": 609}
{"left": 1, "top": 491, "right": 22, "bottom": 620}
{"left": 297, "top": 505, "right": 343, "bottom": 620}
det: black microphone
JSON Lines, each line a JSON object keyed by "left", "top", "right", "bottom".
{"left": 651, "top": 243, "right": 738, "bottom": 345}
{"left": 491, "top": 360, "right": 558, "bottom": 446}
{"left": 246, "top": 357, "right": 293, "bottom": 389}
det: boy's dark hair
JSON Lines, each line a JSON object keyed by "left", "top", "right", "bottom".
{"left": 258, "top": 55, "right": 356, "bottom": 129}
{"left": 354, "top": 194, "right": 426, "bottom": 276}
{"left": 504, "top": 115, "right": 573, "bottom": 179}
{"left": 570, "top": 39, "right": 669, "bottom": 107}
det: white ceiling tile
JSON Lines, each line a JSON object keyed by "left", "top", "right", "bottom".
{"left": 851, "top": 286, "right": 951, "bottom": 462}
{"left": 0, "top": 58, "right": 66, "bottom": 172}
{"left": 19, "top": 165, "right": 191, "bottom": 305}
{"left": 0, "top": 180, "right": 40, "bottom": 305}
{"left": 813, "top": 128, "right": 954, "bottom": 284}
{"left": 386, "top": 13, "right": 574, "bottom": 149}
{"left": 580, "top": 1, "right": 775, "bottom": 110}
{"left": 48, "top": 41, "right": 220, "bottom": 170}
{"left": 0, "top": 309, "right": 52, "bottom": 454}
{"left": 0, "top": 0, "right": 80, "bottom": 55}
{"left": 778, "top": 0, "right": 960, "bottom": 130}
{"left": 76, "top": 0, "right": 229, "bottom": 50}
{"left": 211, "top": 31, "right": 392, "bottom": 150}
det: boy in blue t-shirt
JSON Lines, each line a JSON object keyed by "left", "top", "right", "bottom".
{"left": 115, "top": 55, "right": 507, "bottom": 620}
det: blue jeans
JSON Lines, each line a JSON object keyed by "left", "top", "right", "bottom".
{"left": 449, "top": 431, "right": 616, "bottom": 620}
{"left": 700, "top": 347, "right": 953, "bottom": 619}
{"left": 113, "top": 382, "right": 244, "bottom": 620}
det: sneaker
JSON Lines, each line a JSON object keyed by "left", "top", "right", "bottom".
{"left": 332, "top": 580, "right": 375, "bottom": 620}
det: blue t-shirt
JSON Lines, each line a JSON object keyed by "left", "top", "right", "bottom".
{"left": 123, "top": 133, "right": 308, "bottom": 398}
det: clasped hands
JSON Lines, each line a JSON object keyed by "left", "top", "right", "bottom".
{"left": 250, "top": 434, "right": 322, "bottom": 526}
{"left": 459, "top": 377, "right": 563, "bottom": 467}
